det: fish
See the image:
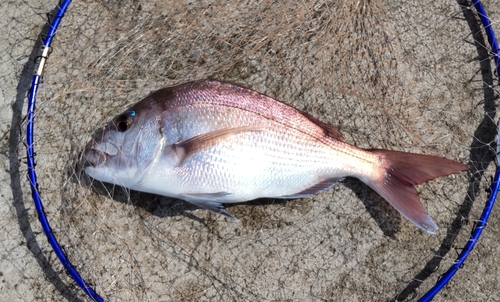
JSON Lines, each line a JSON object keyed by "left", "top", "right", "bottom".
{"left": 84, "top": 79, "right": 468, "bottom": 234}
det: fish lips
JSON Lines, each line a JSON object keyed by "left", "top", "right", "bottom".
{"left": 84, "top": 141, "right": 119, "bottom": 167}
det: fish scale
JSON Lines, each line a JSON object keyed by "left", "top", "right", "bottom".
{"left": 179, "top": 132, "right": 325, "bottom": 193}
{"left": 85, "top": 79, "right": 467, "bottom": 234}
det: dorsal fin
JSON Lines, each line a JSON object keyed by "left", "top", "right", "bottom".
{"left": 300, "top": 111, "right": 343, "bottom": 141}
{"left": 148, "top": 79, "right": 344, "bottom": 142}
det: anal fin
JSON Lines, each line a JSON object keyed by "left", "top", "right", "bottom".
{"left": 181, "top": 192, "right": 236, "bottom": 219}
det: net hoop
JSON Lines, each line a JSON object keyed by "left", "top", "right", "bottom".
{"left": 24, "top": 1, "right": 499, "bottom": 301}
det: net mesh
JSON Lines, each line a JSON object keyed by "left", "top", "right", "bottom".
{"left": 3, "top": 0, "right": 500, "bottom": 301}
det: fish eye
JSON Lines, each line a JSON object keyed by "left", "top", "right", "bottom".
{"left": 117, "top": 120, "right": 129, "bottom": 132}
{"left": 115, "top": 115, "right": 131, "bottom": 132}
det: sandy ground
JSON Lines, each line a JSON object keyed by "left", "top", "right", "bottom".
{"left": 1, "top": 0, "right": 500, "bottom": 301}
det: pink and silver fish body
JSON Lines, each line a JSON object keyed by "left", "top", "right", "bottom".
{"left": 85, "top": 79, "right": 467, "bottom": 234}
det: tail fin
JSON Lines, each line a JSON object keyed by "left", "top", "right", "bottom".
{"left": 367, "top": 150, "right": 468, "bottom": 234}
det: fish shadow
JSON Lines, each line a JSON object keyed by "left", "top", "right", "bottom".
{"left": 343, "top": 178, "right": 402, "bottom": 238}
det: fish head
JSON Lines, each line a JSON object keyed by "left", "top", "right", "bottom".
{"left": 84, "top": 97, "right": 165, "bottom": 188}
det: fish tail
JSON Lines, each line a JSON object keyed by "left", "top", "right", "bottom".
{"left": 365, "top": 149, "right": 468, "bottom": 234}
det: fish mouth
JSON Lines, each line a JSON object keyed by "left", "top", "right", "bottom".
{"left": 84, "top": 141, "right": 119, "bottom": 166}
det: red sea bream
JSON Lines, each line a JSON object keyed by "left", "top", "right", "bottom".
{"left": 84, "top": 79, "right": 467, "bottom": 234}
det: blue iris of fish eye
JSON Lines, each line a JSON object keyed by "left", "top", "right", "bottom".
{"left": 127, "top": 110, "right": 136, "bottom": 117}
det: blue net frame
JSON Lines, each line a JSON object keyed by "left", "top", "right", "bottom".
{"left": 25, "top": 0, "right": 103, "bottom": 301}
{"left": 24, "top": 0, "right": 499, "bottom": 301}
{"left": 419, "top": 0, "right": 500, "bottom": 300}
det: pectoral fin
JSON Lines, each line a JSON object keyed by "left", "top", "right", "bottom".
{"left": 181, "top": 192, "right": 236, "bottom": 219}
{"left": 172, "top": 126, "right": 263, "bottom": 164}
